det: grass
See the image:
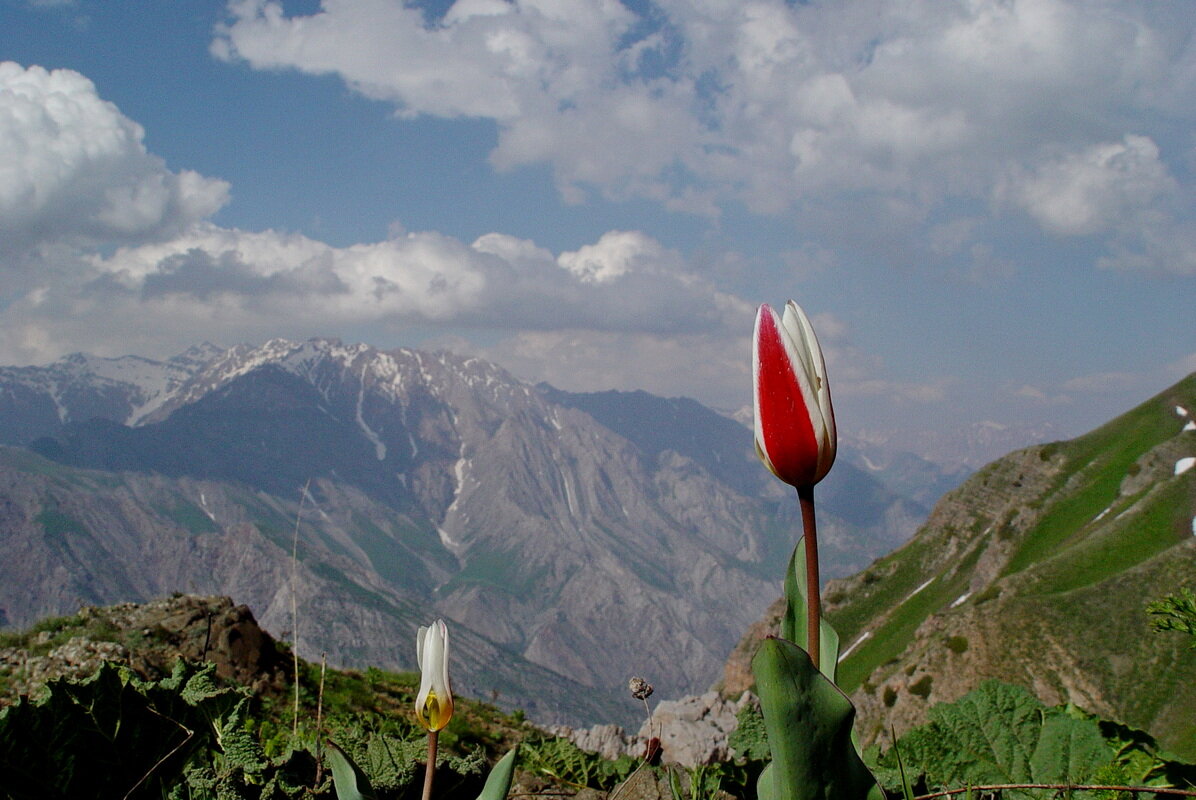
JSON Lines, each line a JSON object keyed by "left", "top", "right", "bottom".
{"left": 0, "top": 610, "right": 143, "bottom": 658}
{"left": 440, "top": 546, "right": 549, "bottom": 598}
{"left": 35, "top": 507, "right": 89, "bottom": 540}
{"left": 829, "top": 375, "right": 1196, "bottom": 697}
{"left": 827, "top": 536, "right": 934, "bottom": 643}
{"left": 156, "top": 499, "right": 221, "bottom": 535}
{"left": 831, "top": 534, "right": 987, "bottom": 691}
{"left": 1025, "top": 480, "right": 1189, "bottom": 595}
{"left": 835, "top": 569, "right": 959, "bottom": 691}
{"left": 1019, "top": 547, "right": 1196, "bottom": 760}
{"left": 1004, "top": 377, "right": 1193, "bottom": 578}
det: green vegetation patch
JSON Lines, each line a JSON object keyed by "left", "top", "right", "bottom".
{"left": 157, "top": 499, "right": 221, "bottom": 535}
{"left": 833, "top": 542, "right": 984, "bottom": 692}
{"left": 1025, "top": 480, "right": 1189, "bottom": 595}
{"left": 908, "top": 675, "right": 933, "bottom": 699}
{"left": 827, "top": 536, "right": 935, "bottom": 644}
{"left": 945, "top": 635, "right": 968, "bottom": 653}
{"left": 1004, "top": 381, "right": 1192, "bottom": 578}
{"left": 307, "top": 563, "right": 397, "bottom": 616}
{"left": 35, "top": 507, "right": 89, "bottom": 540}
{"left": 443, "top": 547, "right": 548, "bottom": 598}
{"left": 350, "top": 514, "right": 424, "bottom": 587}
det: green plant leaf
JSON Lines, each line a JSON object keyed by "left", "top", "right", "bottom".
{"left": 880, "top": 680, "right": 1114, "bottom": 796}
{"left": 326, "top": 739, "right": 378, "bottom": 800}
{"left": 0, "top": 661, "right": 242, "bottom": 800}
{"left": 781, "top": 535, "right": 840, "bottom": 681}
{"left": 475, "top": 745, "right": 518, "bottom": 800}
{"left": 891, "top": 728, "right": 915, "bottom": 800}
{"left": 756, "top": 762, "right": 775, "bottom": 800}
{"left": 752, "top": 636, "right": 883, "bottom": 800}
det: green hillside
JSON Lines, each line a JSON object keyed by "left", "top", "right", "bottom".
{"left": 824, "top": 374, "right": 1196, "bottom": 757}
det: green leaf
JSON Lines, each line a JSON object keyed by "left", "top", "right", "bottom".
{"left": 727, "top": 702, "right": 771, "bottom": 763}
{"left": 1030, "top": 711, "right": 1112, "bottom": 785}
{"left": 781, "top": 536, "right": 840, "bottom": 681}
{"left": 880, "top": 680, "right": 1114, "bottom": 797}
{"left": 476, "top": 745, "right": 518, "bottom": 800}
{"left": 891, "top": 729, "right": 915, "bottom": 800}
{"left": 752, "top": 636, "right": 883, "bottom": 800}
{"left": 326, "top": 739, "right": 378, "bottom": 800}
{"left": 755, "top": 762, "right": 775, "bottom": 800}
{"left": 0, "top": 661, "right": 232, "bottom": 799}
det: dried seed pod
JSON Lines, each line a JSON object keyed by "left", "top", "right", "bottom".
{"left": 628, "top": 676, "right": 654, "bottom": 700}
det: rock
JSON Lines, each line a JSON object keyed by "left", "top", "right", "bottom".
{"left": 552, "top": 723, "right": 635, "bottom": 761}
{"left": 636, "top": 691, "right": 754, "bottom": 766}
{"left": 554, "top": 690, "right": 757, "bottom": 767}
{"left": 0, "top": 594, "right": 287, "bottom": 702}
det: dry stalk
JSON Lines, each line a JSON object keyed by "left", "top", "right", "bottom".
{"left": 607, "top": 678, "right": 658, "bottom": 800}
{"left": 915, "top": 785, "right": 1196, "bottom": 799}
{"left": 121, "top": 706, "right": 195, "bottom": 800}
{"left": 314, "top": 653, "right": 327, "bottom": 785}
{"left": 290, "top": 478, "right": 311, "bottom": 740}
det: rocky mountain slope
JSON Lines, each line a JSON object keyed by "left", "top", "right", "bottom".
{"left": 723, "top": 373, "right": 1196, "bottom": 758}
{"left": 0, "top": 339, "right": 930, "bottom": 726}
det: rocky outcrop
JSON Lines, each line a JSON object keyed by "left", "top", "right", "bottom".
{"left": 0, "top": 595, "right": 286, "bottom": 700}
{"left": 552, "top": 691, "right": 757, "bottom": 767}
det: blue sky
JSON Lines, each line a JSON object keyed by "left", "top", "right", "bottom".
{"left": 1, "top": 0, "right": 1194, "bottom": 462}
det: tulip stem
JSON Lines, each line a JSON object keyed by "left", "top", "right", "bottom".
{"left": 422, "top": 730, "right": 438, "bottom": 800}
{"left": 798, "top": 485, "right": 821, "bottom": 670}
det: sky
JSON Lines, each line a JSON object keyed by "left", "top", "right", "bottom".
{"left": 1, "top": 0, "right": 1194, "bottom": 462}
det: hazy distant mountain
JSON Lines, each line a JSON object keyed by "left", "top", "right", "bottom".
{"left": 0, "top": 339, "right": 936, "bottom": 724}
{"left": 846, "top": 420, "right": 1063, "bottom": 474}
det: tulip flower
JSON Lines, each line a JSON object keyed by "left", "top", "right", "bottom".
{"left": 753, "top": 300, "right": 836, "bottom": 488}
{"left": 753, "top": 299, "right": 836, "bottom": 668}
{"left": 416, "top": 620, "right": 453, "bottom": 800}
{"left": 415, "top": 619, "right": 454, "bottom": 731}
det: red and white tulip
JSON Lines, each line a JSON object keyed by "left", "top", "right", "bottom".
{"left": 753, "top": 300, "right": 836, "bottom": 488}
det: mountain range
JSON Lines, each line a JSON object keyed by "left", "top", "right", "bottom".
{"left": 0, "top": 338, "right": 940, "bottom": 725}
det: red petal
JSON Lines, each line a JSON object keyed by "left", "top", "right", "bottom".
{"left": 755, "top": 306, "right": 819, "bottom": 486}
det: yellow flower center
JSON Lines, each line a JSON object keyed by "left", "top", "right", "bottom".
{"left": 417, "top": 689, "right": 453, "bottom": 731}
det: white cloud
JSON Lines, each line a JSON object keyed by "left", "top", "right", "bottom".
{"left": 1097, "top": 214, "right": 1196, "bottom": 276}
{"left": 1012, "top": 384, "right": 1072, "bottom": 405}
{"left": 1004, "top": 135, "right": 1175, "bottom": 236}
{"left": 557, "top": 230, "right": 682, "bottom": 284}
{"left": 0, "top": 221, "right": 752, "bottom": 365}
{"left": 0, "top": 62, "right": 229, "bottom": 255}
{"left": 466, "top": 329, "right": 753, "bottom": 409}
{"left": 212, "top": 0, "right": 1195, "bottom": 215}
{"left": 0, "top": 61, "right": 768, "bottom": 401}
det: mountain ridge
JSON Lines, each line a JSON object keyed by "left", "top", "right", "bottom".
{"left": 721, "top": 372, "right": 1196, "bottom": 758}
{"left": 0, "top": 338, "right": 934, "bottom": 726}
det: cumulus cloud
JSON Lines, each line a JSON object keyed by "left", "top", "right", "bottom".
{"left": 0, "top": 61, "right": 764, "bottom": 401}
{"left": 0, "top": 62, "right": 230, "bottom": 255}
{"left": 213, "top": 0, "right": 1196, "bottom": 254}
{"left": 0, "top": 221, "right": 752, "bottom": 365}
{"left": 1003, "top": 135, "right": 1176, "bottom": 236}
{"left": 1011, "top": 384, "right": 1072, "bottom": 405}
{"left": 465, "top": 329, "right": 753, "bottom": 410}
